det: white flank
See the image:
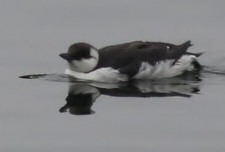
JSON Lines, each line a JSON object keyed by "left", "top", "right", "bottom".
{"left": 133, "top": 55, "right": 197, "bottom": 79}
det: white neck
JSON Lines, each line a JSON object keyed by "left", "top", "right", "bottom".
{"left": 68, "top": 48, "right": 99, "bottom": 73}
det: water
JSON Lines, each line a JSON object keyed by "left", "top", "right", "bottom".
{"left": 1, "top": 0, "right": 225, "bottom": 151}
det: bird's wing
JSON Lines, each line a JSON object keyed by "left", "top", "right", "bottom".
{"left": 119, "top": 41, "right": 192, "bottom": 64}
{"left": 118, "top": 61, "right": 142, "bottom": 78}
{"left": 97, "top": 41, "right": 192, "bottom": 72}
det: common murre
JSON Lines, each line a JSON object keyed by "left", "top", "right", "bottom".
{"left": 59, "top": 41, "right": 202, "bottom": 83}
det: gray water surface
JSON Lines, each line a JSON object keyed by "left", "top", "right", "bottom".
{"left": 1, "top": 0, "right": 225, "bottom": 151}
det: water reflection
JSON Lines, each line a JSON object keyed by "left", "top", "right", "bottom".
{"left": 60, "top": 75, "right": 201, "bottom": 115}
{"left": 59, "top": 84, "right": 99, "bottom": 115}
{"left": 19, "top": 72, "right": 202, "bottom": 115}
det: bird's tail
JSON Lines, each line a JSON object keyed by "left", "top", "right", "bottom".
{"left": 192, "top": 60, "right": 203, "bottom": 71}
{"left": 171, "top": 41, "right": 192, "bottom": 65}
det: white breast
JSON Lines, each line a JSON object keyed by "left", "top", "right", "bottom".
{"left": 65, "top": 67, "right": 128, "bottom": 83}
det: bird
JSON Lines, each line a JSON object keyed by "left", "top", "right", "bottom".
{"left": 59, "top": 40, "right": 202, "bottom": 83}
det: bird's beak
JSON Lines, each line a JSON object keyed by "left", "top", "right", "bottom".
{"left": 59, "top": 53, "right": 72, "bottom": 61}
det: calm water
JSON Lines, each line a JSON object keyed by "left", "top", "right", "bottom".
{"left": 1, "top": 0, "right": 225, "bottom": 151}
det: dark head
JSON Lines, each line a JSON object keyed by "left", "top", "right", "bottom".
{"left": 59, "top": 43, "right": 99, "bottom": 73}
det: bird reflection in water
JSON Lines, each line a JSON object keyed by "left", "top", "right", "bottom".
{"left": 59, "top": 73, "right": 201, "bottom": 115}
{"left": 59, "top": 84, "right": 99, "bottom": 115}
